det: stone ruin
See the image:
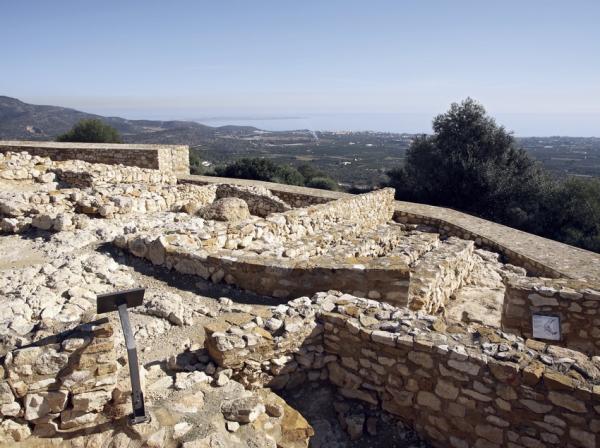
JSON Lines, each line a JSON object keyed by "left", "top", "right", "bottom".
{"left": 0, "top": 150, "right": 599, "bottom": 448}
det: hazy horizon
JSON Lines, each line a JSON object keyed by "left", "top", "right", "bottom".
{"left": 16, "top": 99, "right": 600, "bottom": 138}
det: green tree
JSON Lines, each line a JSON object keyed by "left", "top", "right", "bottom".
{"left": 214, "top": 158, "right": 305, "bottom": 186}
{"left": 56, "top": 119, "right": 121, "bottom": 143}
{"left": 297, "top": 164, "right": 323, "bottom": 181}
{"left": 306, "top": 176, "right": 339, "bottom": 191}
{"left": 545, "top": 178, "right": 600, "bottom": 252}
{"left": 388, "top": 98, "right": 548, "bottom": 227}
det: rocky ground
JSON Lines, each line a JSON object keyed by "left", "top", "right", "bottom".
{"left": 0, "top": 152, "right": 539, "bottom": 447}
{"left": 0, "top": 228, "right": 434, "bottom": 447}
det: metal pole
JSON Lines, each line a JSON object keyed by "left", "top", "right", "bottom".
{"left": 117, "top": 302, "right": 150, "bottom": 424}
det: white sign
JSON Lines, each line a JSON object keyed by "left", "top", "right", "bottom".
{"left": 532, "top": 314, "right": 561, "bottom": 341}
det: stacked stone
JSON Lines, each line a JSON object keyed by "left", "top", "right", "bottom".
{"left": 72, "top": 183, "right": 216, "bottom": 218}
{"left": 50, "top": 159, "right": 177, "bottom": 188}
{"left": 264, "top": 187, "right": 395, "bottom": 241}
{"left": 206, "top": 296, "right": 330, "bottom": 390}
{"left": 0, "top": 152, "right": 55, "bottom": 182}
{"left": 393, "top": 208, "right": 567, "bottom": 279}
{"left": 0, "top": 320, "right": 118, "bottom": 442}
{"left": 206, "top": 291, "right": 600, "bottom": 448}
{"left": 408, "top": 237, "right": 475, "bottom": 313}
{"left": 0, "top": 152, "right": 218, "bottom": 234}
{"left": 118, "top": 189, "right": 426, "bottom": 301}
{"left": 0, "top": 142, "right": 190, "bottom": 175}
{"left": 503, "top": 276, "right": 600, "bottom": 356}
{"left": 215, "top": 183, "right": 292, "bottom": 217}
{"left": 0, "top": 189, "right": 77, "bottom": 233}
{"left": 156, "top": 144, "right": 190, "bottom": 175}
{"left": 268, "top": 189, "right": 335, "bottom": 208}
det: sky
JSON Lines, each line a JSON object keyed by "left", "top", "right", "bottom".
{"left": 1, "top": 0, "right": 599, "bottom": 136}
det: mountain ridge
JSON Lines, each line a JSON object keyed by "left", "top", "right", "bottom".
{"left": 0, "top": 96, "right": 260, "bottom": 144}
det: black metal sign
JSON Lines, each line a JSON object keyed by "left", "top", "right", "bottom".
{"left": 97, "top": 288, "right": 150, "bottom": 425}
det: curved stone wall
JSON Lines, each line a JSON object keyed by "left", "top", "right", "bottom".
{"left": 206, "top": 292, "right": 600, "bottom": 448}
{"left": 179, "top": 175, "right": 600, "bottom": 281}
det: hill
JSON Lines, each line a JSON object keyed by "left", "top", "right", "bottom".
{"left": 0, "top": 96, "right": 256, "bottom": 143}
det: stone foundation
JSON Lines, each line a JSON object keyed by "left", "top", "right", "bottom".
{"left": 502, "top": 277, "right": 600, "bottom": 356}
{"left": 0, "top": 141, "right": 190, "bottom": 175}
{"left": 0, "top": 320, "right": 118, "bottom": 438}
{"left": 408, "top": 237, "right": 475, "bottom": 313}
{"left": 206, "top": 292, "right": 600, "bottom": 448}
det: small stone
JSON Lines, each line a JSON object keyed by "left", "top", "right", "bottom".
{"left": 265, "top": 402, "right": 284, "bottom": 417}
{"left": 226, "top": 421, "right": 240, "bottom": 432}
{"left": 214, "top": 373, "right": 229, "bottom": 387}
{"left": 221, "top": 396, "right": 265, "bottom": 423}
{"left": 173, "top": 421, "right": 193, "bottom": 439}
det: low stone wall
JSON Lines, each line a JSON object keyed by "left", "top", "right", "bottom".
{"left": 51, "top": 159, "right": 178, "bottom": 188}
{"left": 168, "top": 248, "right": 411, "bottom": 301}
{"left": 408, "top": 238, "right": 475, "bottom": 313}
{"left": 264, "top": 187, "right": 395, "bottom": 241}
{"left": 215, "top": 184, "right": 292, "bottom": 217}
{"left": 206, "top": 292, "right": 600, "bottom": 448}
{"left": 0, "top": 141, "right": 190, "bottom": 175}
{"left": 179, "top": 175, "right": 338, "bottom": 208}
{"left": 502, "top": 277, "right": 600, "bottom": 356}
{"left": 0, "top": 320, "right": 118, "bottom": 439}
{"left": 181, "top": 175, "right": 600, "bottom": 283}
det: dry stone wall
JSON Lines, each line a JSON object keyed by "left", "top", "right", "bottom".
{"left": 215, "top": 184, "right": 291, "bottom": 217}
{"left": 51, "top": 159, "right": 177, "bottom": 188}
{"left": 0, "top": 152, "right": 216, "bottom": 233}
{"left": 119, "top": 189, "right": 452, "bottom": 302}
{"left": 503, "top": 277, "right": 600, "bottom": 356}
{"left": 206, "top": 292, "right": 600, "bottom": 448}
{"left": 394, "top": 209, "right": 566, "bottom": 279}
{"left": 265, "top": 187, "right": 395, "bottom": 241}
{"left": 0, "top": 141, "right": 190, "bottom": 175}
{"left": 0, "top": 320, "right": 118, "bottom": 439}
{"left": 408, "top": 237, "right": 475, "bottom": 313}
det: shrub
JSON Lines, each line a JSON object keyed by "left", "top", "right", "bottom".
{"left": 214, "top": 158, "right": 305, "bottom": 186}
{"left": 306, "top": 176, "right": 339, "bottom": 191}
{"left": 386, "top": 98, "right": 600, "bottom": 253}
{"left": 56, "top": 119, "right": 121, "bottom": 143}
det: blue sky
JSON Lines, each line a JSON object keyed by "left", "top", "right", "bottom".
{"left": 1, "top": 0, "right": 599, "bottom": 135}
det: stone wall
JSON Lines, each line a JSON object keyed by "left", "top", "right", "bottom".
{"left": 502, "top": 277, "right": 600, "bottom": 356}
{"left": 0, "top": 141, "right": 190, "bottom": 175}
{"left": 181, "top": 175, "right": 600, "bottom": 281}
{"left": 215, "top": 184, "right": 292, "bottom": 217}
{"left": 408, "top": 237, "right": 475, "bottom": 313}
{"left": 206, "top": 292, "right": 600, "bottom": 448}
{"left": 118, "top": 189, "right": 415, "bottom": 301}
{"left": 51, "top": 159, "right": 178, "bottom": 188}
{"left": 179, "top": 175, "right": 338, "bottom": 208}
{"left": 265, "top": 187, "right": 395, "bottom": 241}
{"left": 0, "top": 320, "right": 118, "bottom": 439}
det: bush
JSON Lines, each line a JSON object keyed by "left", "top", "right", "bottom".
{"left": 387, "top": 98, "right": 549, "bottom": 228}
{"left": 214, "top": 158, "right": 305, "bottom": 186}
{"left": 56, "top": 119, "right": 121, "bottom": 143}
{"left": 297, "top": 163, "right": 338, "bottom": 190}
{"left": 211, "top": 158, "right": 340, "bottom": 190}
{"left": 545, "top": 177, "right": 600, "bottom": 252}
{"left": 306, "top": 176, "right": 339, "bottom": 191}
{"left": 386, "top": 98, "right": 600, "bottom": 253}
